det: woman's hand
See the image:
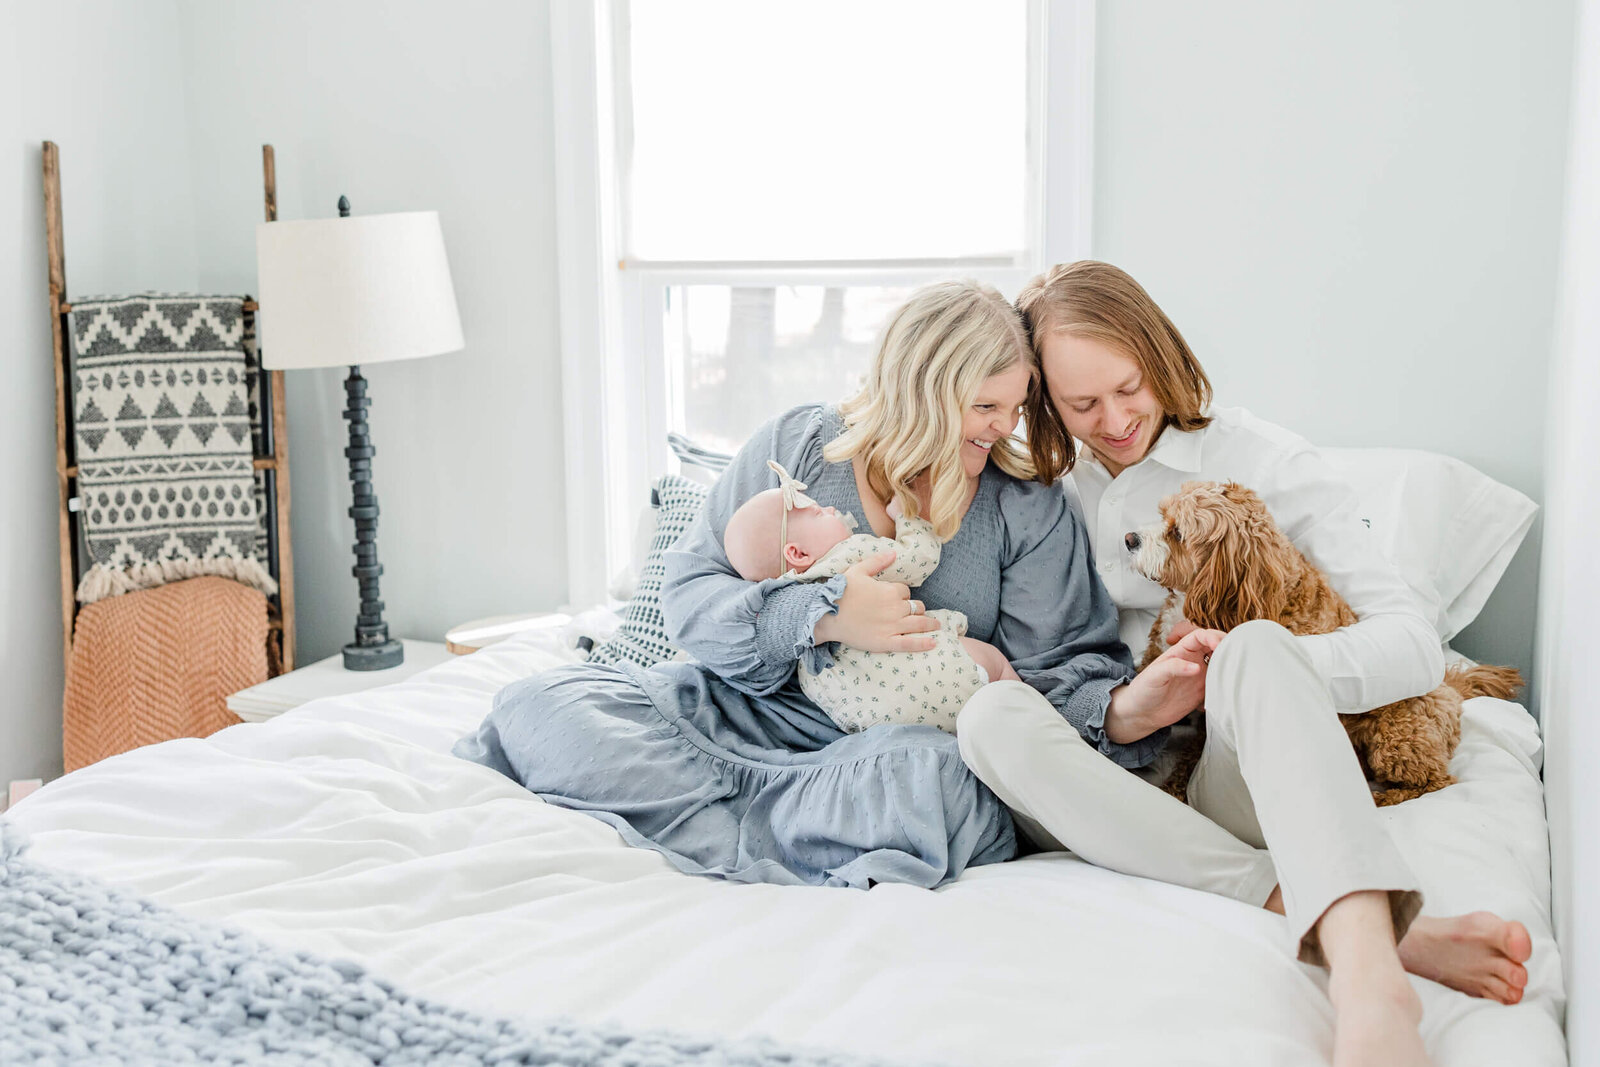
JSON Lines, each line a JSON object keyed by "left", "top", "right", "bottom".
{"left": 812, "top": 550, "right": 941, "bottom": 653}
{"left": 1104, "top": 627, "right": 1226, "bottom": 744}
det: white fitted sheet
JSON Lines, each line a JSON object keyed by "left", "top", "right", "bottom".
{"left": 9, "top": 624, "right": 1566, "bottom": 1066}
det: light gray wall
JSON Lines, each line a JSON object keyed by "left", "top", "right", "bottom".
{"left": 0, "top": 1, "right": 1578, "bottom": 794}
{"left": 175, "top": 0, "right": 567, "bottom": 666}
{"left": 1092, "top": 0, "right": 1574, "bottom": 695}
{"left": 2, "top": 0, "right": 200, "bottom": 789}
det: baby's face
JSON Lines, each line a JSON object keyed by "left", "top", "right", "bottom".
{"left": 785, "top": 503, "right": 854, "bottom": 559}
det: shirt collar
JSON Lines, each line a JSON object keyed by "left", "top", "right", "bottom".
{"left": 1144, "top": 422, "right": 1204, "bottom": 473}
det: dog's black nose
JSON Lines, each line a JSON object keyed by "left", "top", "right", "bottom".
{"left": 1124, "top": 532, "right": 1140, "bottom": 551}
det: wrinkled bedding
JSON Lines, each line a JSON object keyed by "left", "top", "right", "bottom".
{"left": 8, "top": 623, "right": 1566, "bottom": 1066}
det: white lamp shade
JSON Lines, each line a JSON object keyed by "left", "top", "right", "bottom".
{"left": 256, "top": 211, "right": 464, "bottom": 370}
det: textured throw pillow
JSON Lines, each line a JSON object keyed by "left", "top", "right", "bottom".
{"left": 612, "top": 434, "right": 737, "bottom": 600}
{"left": 666, "top": 431, "right": 734, "bottom": 481}
{"left": 588, "top": 475, "right": 709, "bottom": 668}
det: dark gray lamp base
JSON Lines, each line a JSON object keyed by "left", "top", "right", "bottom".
{"left": 340, "top": 358, "right": 403, "bottom": 672}
{"left": 344, "top": 638, "right": 403, "bottom": 671}
{"left": 334, "top": 193, "right": 403, "bottom": 673}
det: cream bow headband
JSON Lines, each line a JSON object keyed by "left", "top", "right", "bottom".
{"left": 767, "top": 460, "right": 818, "bottom": 512}
{"left": 765, "top": 460, "right": 858, "bottom": 567}
{"left": 767, "top": 460, "right": 816, "bottom": 559}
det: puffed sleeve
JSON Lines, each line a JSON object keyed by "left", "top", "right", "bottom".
{"left": 659, "top": 405, "right": 850, "bottom": 697}
{"left": 993, "top": 480, "right": 1161, "bottom": 769}
{"left": 883, "top": 516, "right": 941, "bottom": 586}
{"left": 1261, "top": 442, "right": 1446, "bottom": 712}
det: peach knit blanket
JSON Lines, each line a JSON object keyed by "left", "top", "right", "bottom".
{"left": 63, "top": 576, "right": 266, "bottom": 772}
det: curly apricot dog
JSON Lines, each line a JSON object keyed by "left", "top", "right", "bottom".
{"left": 1126, "top": 480, "right": 1521, "bottom": 807}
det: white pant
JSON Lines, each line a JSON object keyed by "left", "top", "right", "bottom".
{"left": 957, "top": 619, "right": 1422, "bottom": 964}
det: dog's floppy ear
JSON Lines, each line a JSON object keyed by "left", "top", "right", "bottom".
{"left": 1183, "top": 482, "right": 1292, "bottom": 631}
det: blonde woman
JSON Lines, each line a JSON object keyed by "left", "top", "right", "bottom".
{"left": 957, "top": 260, "right": 1532, "bottom": 1067}
{"left": 458, "top": 279, "right": 1214, "bottom": 889}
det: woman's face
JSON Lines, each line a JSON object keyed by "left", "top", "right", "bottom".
{"left": 1040, "top": 332, "right": 1165, "bottom": 477}
{"left": 960, "top": 362, "right": 1032, "bottom": 480}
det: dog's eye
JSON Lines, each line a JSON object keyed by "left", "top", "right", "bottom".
{"left": 1167, "top": 526, "right": 1183, "bottom": 544}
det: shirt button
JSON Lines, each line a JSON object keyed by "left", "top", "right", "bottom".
{"left": 1099, "top": 561, "right": 1113, "bottom": 574}
{"left": 1107, "top": 495, "right": 1121, "bottom": 506}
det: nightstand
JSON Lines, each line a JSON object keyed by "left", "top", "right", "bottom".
{"left": 226, "top": 639, "right": 453, "bottom": 723}
{"left": 444, "top": 613, "right": 568, "bottom": 654}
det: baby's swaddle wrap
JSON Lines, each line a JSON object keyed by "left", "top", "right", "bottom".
{"left": 794, "top": 516, "right": 986, "bottom": 734}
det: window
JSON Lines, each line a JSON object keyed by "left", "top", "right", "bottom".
{"left": 662, "top": 284, "right": 914, "bottom": 455}
{"left": 624, "top": 3, "right": 1030, "bottom": 264}
{"left": 551, "top": 0, "right": 1092, "bottom": 603}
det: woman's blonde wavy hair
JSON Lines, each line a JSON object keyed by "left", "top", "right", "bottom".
{"left": 1015, "top": 260, "right": 1213, "bottom": 480}
{"left": 824, "top": 280, "right": 1036, "bottom": 541}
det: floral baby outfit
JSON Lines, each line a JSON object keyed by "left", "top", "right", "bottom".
{"left": 794, "top": 513, "right": 987, "bottom": 734}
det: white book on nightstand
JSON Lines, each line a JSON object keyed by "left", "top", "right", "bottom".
{"left": 227, "top": 640, "right": 454, "bottom": 722}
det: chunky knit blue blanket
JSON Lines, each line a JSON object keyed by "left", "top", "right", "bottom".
{"left": 0, "top": 823, "right": 907, "bottom": 1066}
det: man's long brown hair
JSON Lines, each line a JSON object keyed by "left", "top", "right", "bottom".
{"left": 1016, "top": 260, "right": 1213, "bottom": 482}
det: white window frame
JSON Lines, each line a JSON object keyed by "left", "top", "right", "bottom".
{"left": 549, "top": 0, "right": 1095, "bottom": 606}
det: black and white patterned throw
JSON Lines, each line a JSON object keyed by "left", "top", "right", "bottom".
{"left": 588, "top": 475, "right": 708, "bottom": 669}
{"left": 69, "top": 294, "right": 276, "bottom": 604}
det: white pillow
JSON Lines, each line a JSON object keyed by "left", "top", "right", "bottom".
{"left": 1321, "top": 448, "right": 1537, "bottom": 642}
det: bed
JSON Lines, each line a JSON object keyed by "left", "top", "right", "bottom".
{"left": 4, "top": 447, "right": 1567, "bottom": 1065}
{"left": 5, "top": 616, "right": 1565, "bottom": 1066}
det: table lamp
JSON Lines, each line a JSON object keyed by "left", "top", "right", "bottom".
{"left": 257, "top": 198, "right": 464, "bottom": 670}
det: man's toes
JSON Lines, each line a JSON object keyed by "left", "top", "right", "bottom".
{"left": 1495, "top": 958, "right": 1529, "bottom": 990}
{"left": 1480, "top": 976, "right": 1519, "bottom": 1005}
{"left": 1504, "top": 920, "right": 1533, "bottom": 963}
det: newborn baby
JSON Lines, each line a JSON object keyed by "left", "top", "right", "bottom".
{"left": 723, "top": 461, "right": 1019, "bottom": 734}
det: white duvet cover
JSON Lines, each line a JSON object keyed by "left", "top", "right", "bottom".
{"left": 10, "top": 625, "right": 1567, "bottom": 1066}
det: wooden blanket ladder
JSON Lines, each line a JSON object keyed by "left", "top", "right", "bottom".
{"left": 43, "top": 142, "right": 297, "bottom": 673}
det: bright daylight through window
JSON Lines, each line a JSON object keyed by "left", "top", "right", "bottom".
{"left": 621, "top": 1, "right": 1034, "bottom": 455}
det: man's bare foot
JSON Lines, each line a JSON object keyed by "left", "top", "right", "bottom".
{"left": 1398, "top": 913, "right": 1532, "bottom": 1004}
{"left": 1261, "top": 887, "right": 1531, "bottom": 1005}
{"left": 1329, "top": 969, "right": 1430, "bottom": 1067}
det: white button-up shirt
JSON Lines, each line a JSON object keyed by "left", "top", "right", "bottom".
{"left": 1069, "top": 406, "right": 1445, "bottom": 713}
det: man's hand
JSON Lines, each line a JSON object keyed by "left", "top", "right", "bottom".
{"left": 1104, "top": 628, "right": 1226, "bottom": 744}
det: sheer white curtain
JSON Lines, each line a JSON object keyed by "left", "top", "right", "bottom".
{"left": 1534, "top": 0, "right": 1600, "bottom": 1055}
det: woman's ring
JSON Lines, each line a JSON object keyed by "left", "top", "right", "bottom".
{"left": 907, "top": 600, "right": 924, "bottom": 616}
